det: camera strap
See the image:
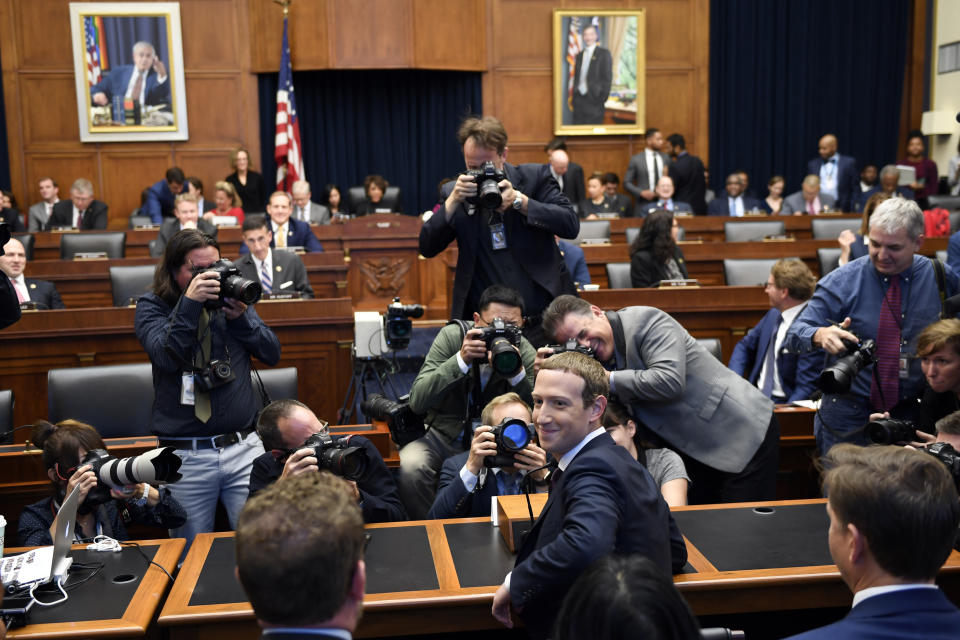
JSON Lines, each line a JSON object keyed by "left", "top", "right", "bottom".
{"left": 932, "top": 257, "right": 950, "bottom": 319}
{"left": 448, "top": 319, "right": 484, "bottom": 449}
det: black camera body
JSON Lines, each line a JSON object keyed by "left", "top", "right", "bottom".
{"left": 485, "top": 417, "right": 536, "bottom": 468}
{"left": 464, "top": 161, "right": 507, "bottom": 209}
{"left": 190, "top": 259, "right": 262, "bottom": 310}
{"left": 924, "top": 442, "right": 960, "bottom": 489}
{"left": 546, "top": 339, "right": 595, "bottom": 359}
{"left": 815, "top": 338, "right": 876, "bottom": 394}
{"left": 476, "top": 318, "right": 524, "bottom": 376}
{"left": 195, "top": 359, "right": 235, "bottom": 392}
{"left": 79, "top": 446, "right": 183, "bottom": 506}
{"left": 361, "top": 393, "right": 426, "bottom": 448}
{"left": 867, "top": 418, "right": 919, "bottom": 445}
{"left": 301, "top": 432, "right": 368, "bottom": 481}
{"left": 384, "top": 297, "right": 424, "bottom": 350}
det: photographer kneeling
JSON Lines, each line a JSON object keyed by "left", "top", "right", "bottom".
{"left": 249, "top": 399, "right": 406, "bottom": 523}
{"left": 18, "top": 420, "right": 186, "bottom": 546}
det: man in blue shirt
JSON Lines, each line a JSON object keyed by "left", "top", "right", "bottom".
{"left": 785, "top": 198, "right": 958, "bottom": 454}
{"left": 143, "top": 167, "right": 186, "bottom": 223}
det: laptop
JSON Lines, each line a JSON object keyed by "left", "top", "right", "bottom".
{"left": 1, "top": 483, "right": 80, "bottom": 590}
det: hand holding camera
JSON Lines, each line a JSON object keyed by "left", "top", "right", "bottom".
{"left": 185, "top": 269, "right": 220, "bottom": 304}
{"left": 460, "top": 328, "right": 490, "bottom": 365}
{"left": 535, "top": 340, "right": 596, "bottom": 372}
{"left": 281, "top": 447, "right": 319, "bottom": 480}
{"left": 65, "top": 464, "right": 99, "bottom": 504}
{"left": 466, "top": 425, "right": 497, "bottom": 476}
{"left": 813, "top": 316, "right": 860, "bottom": 354}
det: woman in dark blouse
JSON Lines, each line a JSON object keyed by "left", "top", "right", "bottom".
{"left": 355, "top": 174, "right": 402, "bottom": 215}
{"left": 629, "top": 209, "right": 688, "bottom": 287}
{"left": 899, "top": 129, "right": 939, "bottom": 208}
{"left": 224, "top": 147, "right": 267, "bottom": 214}
{"left": 322, "top": 183, "right": 349, "bottom": 218}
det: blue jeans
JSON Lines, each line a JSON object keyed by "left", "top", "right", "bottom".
{"left": 814, "top": 394, "right": 873, "bottom": 455}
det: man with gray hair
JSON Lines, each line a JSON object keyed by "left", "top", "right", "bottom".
{"left": 91, "top": 41, "right": 171, "bottom": 109}
{"left": 786, "top": 198, "right": 959, "bottom": 454}
{"left": 853, "top": 164, "right": 915, "bottom": 212}
{"left": 290, "top": 180, "right": 331, "bottom": 224}
{"left": 48, "top": 178, "right": 108, "bottom": 230}
{"left": 781, "top": 175, "right": 837, "bottom": 215}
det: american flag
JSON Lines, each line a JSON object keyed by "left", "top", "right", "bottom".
{"left": 565, "top": 16, "right": 582, "bottom": 110}
{"left": 275, "top": 16, "right": 304, "bottom": 191}
{"left": 84, "top": 16, "right": 102, "bottom": 86}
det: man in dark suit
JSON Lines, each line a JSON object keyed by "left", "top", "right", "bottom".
{"left": 729, "top": 259, "right": 820, "bottom": 403}
{"left": 601, "top": 172, "right": 632, "bottom": 217}
{"left": 0, "top": 237, "right": 65, "bottom": 310}
{"left": 90, "top": 41, "right": 171, "bottom": 110}
{"left": 236, "top": 472, "right": 367, "bottom": 640}
{"left": 420, "top": 116, "right": 579, "bottom": 346}
{"left": 706, "top": 173, "right": 763, "bottom": 216}
{"left": 546, "top": 150, "right": 584, "bottom": 211}
{"left": 235, "top": 216, "right": 314, "bottom": 298}
{"left": 428, "top": 393, "right": 547, "bottom": 519}
{"left": 154, "top": 194, "right": 218, "bottom": 255}
{"left": 185, "top": 177, "right": 215, "bottom": 215}
{"left": 784, "top": 445, "right": 960, "bottom": 640}
{"left": 542, "top": 295, "right": 779, "bottom": 504}
{"left": 571, "top": 24, "right": 612, "bottom": 125}
{"left": 624, "top": 128, "right": 672, "bottom": 216}
{"left": 664, "top": 133, "right": 706, "bottom": 214}
{"left": 248, "top": 399, "right": 405, "bottom": 523}
{"left": 240, "top": 192, "right": 323, "bottom": 254}
{"left": 545, "top": 138, "right": 585, "bottom": 213}
{"left": 781, "top": 175, "right": 838, "bottom": 215}
{"left": 639, "top": 176, "right": 693, "bottom": 217}
{"left": 491, "top": 352, "right": 685, "bottom": 639}
{"left": 291, "top": 180, "right": 331, "bottom": 225}
{"left": 806, "top": 134, "right": 858, "bottom": 212}
{"left": 48, "top": 178, "right": 108, "bottom": 230}
{"left": 142, "top": 167, "right": 185, "bottom": 224}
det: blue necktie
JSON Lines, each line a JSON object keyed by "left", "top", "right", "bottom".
{"left": 260, "top": 261, "right": 272, "bottom": 293}
{"left": 760, "top": 313, "right": 783, "bottom": 397}
{"left": 497, "top": 471, "right": 521, "bottom": 496}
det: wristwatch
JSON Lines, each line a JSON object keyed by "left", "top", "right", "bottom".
{"left": 512, "top": 193, "right": 523, "bottom": 211}
{"left": 130, "top": 484, "right": 149, "bottom": 507}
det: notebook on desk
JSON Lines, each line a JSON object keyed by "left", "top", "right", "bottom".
{"left": 1, "top": 483, "right": 80, "bottom": 590}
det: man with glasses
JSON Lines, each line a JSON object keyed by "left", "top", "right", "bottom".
{"left": 48, "top": 178, "right": 108, "bottom": 230}
{"left": 249, "top": 399, "right": 406, "bottom": 523}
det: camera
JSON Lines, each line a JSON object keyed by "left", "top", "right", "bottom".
{"left": 485, "top": 417, "right": 536, "bottom": 468}
{"left": 546, "top": 339, "right": 595, "bottom": 359}
{"left": 190, "top": 259, "right": 262, "bottom": 310}
{"left": 464, "top": 161, "right": 507, "bottom": 209}
{"left": 384, "top": 297, "right": 424, "bottom": 350}
{"left": 923, "top": 442, "right": 960, "bottom": 489}
{"left": 867, "top": 418, "right": 919, "bottom": 445}
{"left": 301, "top": 432, "right": 368, "bottom": 481}
{"left": 476, "top": 317, "right": 524, "bottom": 376}
{"left": 80, "top": 447, "right": 183, "bottom": 506}
{"left": 195, "top": 359, "right": 235, "bottom": 392}
{"left": 361, "top": 393, "right": 426, "bottom": 448}
{"left": 815, "top": 338, "right": 876, "bottom": 394}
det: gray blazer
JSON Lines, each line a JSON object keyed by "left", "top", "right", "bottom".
{"left": 28, "top": 202, "right": 50, "bottom": 232}
{"left": 780, "top": 190, "right": 837, "bottom": 215}
{"left": 608, "top": 306, "right": 773, "bottom": 473}
{"left": 624, "top": 151, "right": 672, "bottom": 216}
{"left": 295, "top": 201, "right": 330, "bottom": 225}
{"left": 235, "top": 248, "right": 314, "bottom": 298}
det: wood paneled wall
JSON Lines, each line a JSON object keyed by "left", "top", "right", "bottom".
{"left": 0, "top": 0, "right": 260, "bottom": 229}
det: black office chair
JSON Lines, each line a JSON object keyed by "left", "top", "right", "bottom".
{"left": 109, "top": 265, "right": 156, "bottom": 306}
{"left": 12, "top": 233, "right": 34, "bottom": 261}
{"left": 129, "top": 209, "right": 155, "bottom": 228}
{"left": 695, "top": 338, "right": 722, "bottom": 361}
{"left": 47, "top": 363, "right": 154, "bottom": 438}
{"left": 348, "top": 185, "right": 402, "bottom": 213}
{"left": 0, "top": 389, "right": 13, "bottom": 444}
{"left": 810, "top": 218, "right": 860, "bottom": 240}
{"left": 253, "top": 367, "right": 299, "bottom": 402}
{"left": 575, "top": 220, "right": 611, "bottom": 244}
{"left": 722, "top": 258, "right": 782, "bottom": 286}
{"left": 928, "top": 195, "right": 960, "bottom": 211}
{"left": 723, "top": 221, "right": 786, "bottom": 242}
{"left": 950, "top": 211, "right": 960, "bottom": 233}
{"left": 817, "top": 248, "right": 842, "bottom": 277}
{"left": 60, "top": 232, "right": 126, "bottom": 259}
{"left": 148, "top": 238, "right": 164, "bottom": 258}
{"left": 606, "top": 263, "right": 631, "bottom": 289}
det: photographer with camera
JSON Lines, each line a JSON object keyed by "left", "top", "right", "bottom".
{"left": 18, "top": 419, "right": 186, "bottom": 546}
{"left": 248, "top": 399, "right": 405, "bottom": 522}
{"left": 428, "top": 393, "right": 547, "bottom": 519}
{"left": 400, "top": 285, "right": 537, "bottom": 519}
{"left": 419, "top": 115, "right": 579, "bottom": 347}
{"left": 135, "top": 228, "right": 280, "bottom": 545}
{"left": 785, "top": 198, "right": 959, "bottom": 455}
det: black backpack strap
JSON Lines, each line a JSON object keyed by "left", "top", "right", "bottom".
{"left": 446, "top": 319, "right": 482, "bottom": 445}
{"left": 931, "top": 256, "right": 948, "bottom": 318}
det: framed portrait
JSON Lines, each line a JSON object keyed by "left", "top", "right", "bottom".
{"left": 553, "top": 10, "right": 645, "bottom": 136}
{"left": 69, "top": 2, "right": 189, "bottom": 142}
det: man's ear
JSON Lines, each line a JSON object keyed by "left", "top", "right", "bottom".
{"left": 351, "top": 559, "right": 366, "bottom": 603}
{"left": 473, "top": 312, "right": 481, "bottom": 324}
{"left": 847, "top": 523, "right": 866, "bottom": 565}
{"left": 590, "top": 395, "right": 608, "bottom": 424}
{"left": 47, "top": 468, "right": 57, "bottom": 484}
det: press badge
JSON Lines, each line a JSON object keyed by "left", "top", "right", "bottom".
{"left": 181, "top": 373, "right": 196, "bottom": 405}
{"left": 899, "top": 356, "right": 909, "bottom": 379}
{"left": 490, "top": 223, "right": 507, "bottom": 250}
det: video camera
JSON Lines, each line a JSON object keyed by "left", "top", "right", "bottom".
{"left": 476, "top": 318, "right": 523, "bottom": 376}
{"left": 484, "top": 417, "right": 536, "bottom": 468}
{"left": 190, "top": 259, "right": 262, "bottom": 310}
{"left": 545, "top": 339, "right": 595, "bottom": 359}
{"left": 815, "top": 338, "right": 876, "bottom": 394}
{"left": 361, "top": 393, "right": 426, "bottom": 448}
{"left": 385, "top": 297, "right": 424, "bottom": 350}
{"left": 300, "top": 432, "right": 368, "bottom": 481}
{"left": 867, "top": 418, "right": 920, "bottom": 445}
{"left": 80, "top": 447, "right": 183, "bottom": 506}
{"left": 464, "top": 161, "right": 507, "bottom": 209}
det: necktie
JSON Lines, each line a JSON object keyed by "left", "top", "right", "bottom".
{"left": 132, "top": 72, "right": 144, "bottom": 102}
{"left": 652, "top": 154, "right": 661, "bottom": 189}
{"left": 497, "top": 471, "right": 521, "bottom": 496}
{"left": 194, "top": 310, "right": 212, "bottom": 422}
{"left": 297, "top": 206, "right": 306, "bottom": 221}
{"left": 808, "top": 200, "right": 816, "bottom": 216}
{"left": 276, "top": 223, "right": 287, "bottom": 248}
{"left": 10, "top": 278, "right": 24, "bottom": 303}
{"left": 77, "top": 210, "right": 84, "bottom": 228}
{"left": 870, "top": 275, "right": 901, "bottom": 411}
{"left": 260, "top": 261, "right": 272, "bottom": 293}
{"left": 760, "top": 314, "right": 783, "bottom": 397}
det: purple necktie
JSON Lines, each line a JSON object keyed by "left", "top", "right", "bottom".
{"left": 870, "top": 275, "right": 901, "bottom": 411}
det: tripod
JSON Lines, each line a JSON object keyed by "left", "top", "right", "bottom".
{"left": 338, "top": 348, "right": 402, "bottom": 424}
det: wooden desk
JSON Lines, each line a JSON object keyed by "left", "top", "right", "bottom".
{"left": 605, "top": 214, "right": 864, "bottom": 244}
{"left": 5, "top": 538, "right": 184, "bottom": 639}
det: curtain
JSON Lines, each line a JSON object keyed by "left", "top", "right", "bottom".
{"left": 100, "top": 16, "right": 170, "bottom": 71}
{"left": 708, "top": 0, "right": 909, "bottom": 196}
{"left": 0, "top": 42, "right": 8, "bottom": 191}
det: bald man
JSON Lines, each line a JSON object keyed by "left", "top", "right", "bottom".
{"left": 806, "top": 134, "right": 858, "bottom": 211}
{"left": 548, "top": 149, "right": 585, "bottom": 210}
{"left": 0, "top": 237, "right": 65, "bottom": 309}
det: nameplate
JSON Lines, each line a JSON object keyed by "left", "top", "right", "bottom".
{"left": 375, "top": 221, "right": 392, "bottom": 228}
{"left": 744, "top": 211, "right": 768, "bottom": 217}
{"left": 579, "top": 238, "right": 610, "bottom": 246}
{"left": 277, "top": 246, "right": 306, "bottom": 255}
{"left": 49, "top": 227, "right": 79, "bottom": 233}
{"left": 133, "top": 223, "right": 159, "bottom": 230}
{"left": 261, "top": 292, "right": 302, "bottom": 301}
{"left": 595, "top": 213, "right": 619, "bottom": 220}
{"left": 674, "top": 211, "right": 694, "bottom": 218}
{"left": 73, "top": 251, "right": 108, "bottom": 260}
{"left": 18, "top": 301, "right": 41, "bottom": 311}
{"left": 763, "top": 234, "right": 795, "bottom": 242}
{"left": 658, "top": 279, "right": 700, "bottom": 288}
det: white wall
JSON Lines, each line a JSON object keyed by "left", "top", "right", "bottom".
{"left": 930, "top": 0, "right": 960, "bottom": 189}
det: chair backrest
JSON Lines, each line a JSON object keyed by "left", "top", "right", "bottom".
{"left": 625, "top": 226, "right": 685, "bottom": 246}
{"left": 148, "top": 238, "right": 164, "bottom": 258}
{"left": 817, "top": 248, "right": 842, "bottom": 277}
{"left": 12, "top": 233, "right": 34, "bottom": 261}
{"left": 129, "top": 214, "right": 154, "bottom": 229}
{"left": 928, "top": 195, "right": 960, "bottom": 212}
{"left": 348, "top": 185, "right": 401, "bottom": 212}
{"left": 696, "top": 338, "right": 722, "bottom": 361}
{"left": 0, "top": 389, "right": 13, "bottom": 444}
{"left": 605, "top": 262, "right": 632, "bottom": 289}
{"left": 723, "top": 221, "right": 786, "bottom": 242}
{"left": 109, "top": 265, "right": 156, "bottom": 306}
{"left": 253, "top": 367, "right": 298, "bottom": 402}
{"left": 810, "top": 217, "right": 860, "bottom": 239}
{"left": 722, "top": 258, "right": 780, "bottom": 286}
{"left": 575, "top": 220, "right": 611, "bottom": 243}
{"left": 48, "top": 364, "right": 154, "bottom": 438}
{"left": 937, "top": 249, "right": 948, "bottom": 263}
{"left": 60, "top": 232, "right": 126, "bottom": 259}
{"left": 950, "top": 211, "right": 960, "bottom": 234}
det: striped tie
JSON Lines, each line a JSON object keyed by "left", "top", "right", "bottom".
{"left": 260, "top": 261, "right": 272, "bottom": 294}
{"left": 870, "top": 275, "right": 901, "bottom": 411}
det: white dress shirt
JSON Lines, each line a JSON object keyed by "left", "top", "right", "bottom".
{"left": 577, "top": 44, "right": 596, "bottom": 95}
{"left": 9, "top": 274, "right": 30, "bottom": 302}
{"left": 756, "top": 302, "right": 805, "bottom": 399}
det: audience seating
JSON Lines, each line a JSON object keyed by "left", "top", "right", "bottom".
{"left": 0, "top": 389, "right": 13, "bottom": 444}
{"left": 575, "top": 220, "right": 611, "bottom": 244}
{"left": 817, "top": 248, "right": 842, "bottom": 277}
{"left": 624, "top": 226, "right": 685, "bottom": 246}
{"left": 928, "top": 195, "right": 960, "bottom": 212}
{"left": 348, "top": 185, "right": 402, "bottom": 212}
{"left": 12, "top": 233, "right": 34, "bottom": 261}
{"left": 129, "top": 214, "right": 155, "bottom": 229}
{"left": 60, "top": 232, "right": 126, "bottom": 259}
{"left": 722, "top": 258, "right": 782, "bottom": 286}
{"left": 605, "top": 262, "right": 631, "bottom": 289}
{"left": 696, "top": 338, "right": 722, "bottom": 361}
{"left": 724, "top": 221, "right": 786, "bottom": 242}
{"left": 810, "top": 217, "right": 860, "bottom": 240}
{"left": 254, "top": 367, "right": 299, "bottom": 402}
{"left": 48, "top": 363, "right": 154, "bottom": 438}
{"left": 109, "top": 264, "right": 156, "bottom": 306}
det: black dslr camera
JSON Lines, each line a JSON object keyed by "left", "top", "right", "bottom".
{"left": 924, "top": 442, "right": 960, "bottom": 489}
{"left": 476, "top": 318, "right": 524, "bottom": 376}
{"left": 464, "top": 161, "right": 507, "bottom": 209}
{"left": 867, "top": 418, "right": 919, "bottom": 445}
{"left": 815, "top": 338, "right": 876, "bottom": 394}
{"left": 301, "top": 432, "right": 368, "bottom": 481}
{"left": 485, "top": 417, "right": 536, "bottom": 468}
{"left": 546, "top": 339, "right": 595, "bottom": 359}
{"left": 361, "top": 393, "right": 426, "bottom": 448}
{"left": 385, "top": 297, "right": 424, "bottom": 350}
{"left": 79, "top": 446, "right": 183, "bottom": 506}
{"left": 195, "top": 359, "right": 235, "bottom": 392}
{"left": 190, "top": 259, "right": 262, "bottom": 310}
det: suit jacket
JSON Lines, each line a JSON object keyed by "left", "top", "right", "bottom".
{"left": 90, "top": 65, "right": 171, "bottom": 108}
{"left": 156, "top": 218, "right": 218, "bottom": 254}
{"left": 235, "top": 249, "right": 314, "bottom": 298}
{"left": 0, "top": 208, "right": 24, "bottom": 232}
{"left": 23, "top": 278, "right": 65, "bottom": 310}
{"left": 640, "top": 200, "right": 693, "bottom": 217}
{"left": 630, "top": 246, "right": 688, "bottom": 288}
{"left": 572, "top": 47, "right": 613, "bottom": 105}
{"left": 142, "top": 179, "right": 182, "bottom": 223}
{"left": 785, "top": 588, "right": 960, "bottom": 640}
{"left": 427, "top": 451, "right": 500, "bottom": 519}
{"left": 28, "top": 202, "right": 52, "bottom": 232}
{"left": 510, "top": 432, "right": 685, "bottom": 640}
{"left": 0, "top": 275, "right": 21, "bottom": 329}
{"left": 197, "top": 197, "right": 215, "bottom": 214}
{"left": 557, "top": 240, "right": 590, "bottom": 286}
{"left": 806, "top": 154, "right": 858, "bottom": 212}
{"left": 853, "top": 185, "right": 915, "bottom": 212}
{"left": 780, "top": 190, "right": 837, "bottom": 215}
{"left": 668, "top": 151, "right": 707, "bottom": 214}
{"left": 624, "top": 151, "right": 672, "bottom": 216}
{"left": 239, "top": 218, "right": 324, "bottom": 253}
{"left": 49, "top": 199, "right": 108, "bottom": 230}
{"left": 706, "top": 194, "right": 764, "bottom": 216}
{"left": 557, "top": 162, "right": 585, "bottom": 211}
{"left": 607, "top": 306, "right": 774, "bottom": 473}
{"left": 419, "top": 162, "right": 579, "bottom": 321}
{"left": 728, "top": 307, "right": 819, "bottom": 403}
{"left": 294, "top": 201, "right": 331, "bottom": 225}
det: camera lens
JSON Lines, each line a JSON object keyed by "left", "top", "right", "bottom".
{"left": 490, "top": 337, "right": 521, "bottom": 376}
{"left": 479, "top": 180, "right": 503, "bottom": 209}
{"left": 499, "top": 420, "right": 531, "bottom": 451}
{"left": 223, "top": 275, "right": 263, "bottom": 305}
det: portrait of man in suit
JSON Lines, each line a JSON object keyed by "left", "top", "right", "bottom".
{"left": 91, "top": 40, "right": 171, "bottom": 111}
{"left": 571, "top": 24, "right": 612, "bottom": 125}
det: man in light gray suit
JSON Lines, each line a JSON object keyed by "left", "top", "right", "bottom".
{"left": 235, "top": 216, "right": 314, "bottom": 298}
{"left": 28, "top": 177, "right": 59, "bottom": 231}
{"left": 291, "top": 180, "right": 331, "bottom": 225}
{"left": 624, "top": 128, "right": 672, "bottom": 217}
{"left": 781, "top": 175, "right": 837, "bottom": 215}
{"left": 541, "top": 295, "right": 779, "bottom": 503}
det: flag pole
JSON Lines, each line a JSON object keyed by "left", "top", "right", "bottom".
{"left": 272, "top": 0, "right": 291, "bottom": 17}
